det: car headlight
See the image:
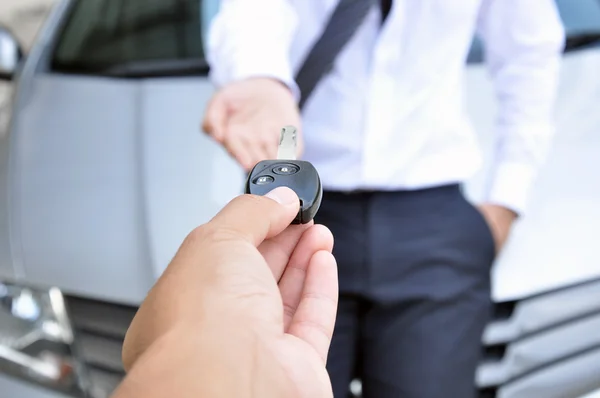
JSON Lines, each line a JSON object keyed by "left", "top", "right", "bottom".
{"left": 0, "top": 282, "right": 86, "bottom": 396}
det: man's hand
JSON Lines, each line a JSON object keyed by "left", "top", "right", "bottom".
{"left": 115, "top": 187, "right": 337, "bottom": 398}
{"left": 477, "top": 203, "right": 518, "bottom": 253}
{"left": 202, "top": 77, "right": 303, "bottom": 171}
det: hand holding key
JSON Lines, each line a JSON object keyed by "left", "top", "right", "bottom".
{"left": 202, "top": 78, "right": 303, "bottom": 170}
{"left": 118, "top": 187, "right": 336, "bottom": 398}
{"left": 245, "top": 126, "right": 323, "bottom": 224}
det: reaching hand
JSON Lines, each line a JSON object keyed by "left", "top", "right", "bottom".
{"left": 202, "top": 77, "right": 303, "bottom": 171}
{"left": 118, "top": 187, "right": 337, "bottom": 398}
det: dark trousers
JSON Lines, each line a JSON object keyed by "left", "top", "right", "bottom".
{"left": 315, "top": 184, "right": 496, "bottom": 398}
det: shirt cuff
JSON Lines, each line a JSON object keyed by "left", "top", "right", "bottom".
{"left": 483, "top": 161, "right": 537, "bottom": 216}
{"left": 227, "top": 59, "right": 301, "bottom": 102}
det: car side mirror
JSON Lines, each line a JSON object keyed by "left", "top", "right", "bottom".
{"left": 0, "top": 27, "right": 24, "bottom": 81}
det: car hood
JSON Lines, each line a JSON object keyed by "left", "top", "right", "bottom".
{"left": 4, "top": 74, "right": 244, "bottom": 304}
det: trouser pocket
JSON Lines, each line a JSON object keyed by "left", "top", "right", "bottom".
{"left": 459, "top": 193, "right": 497, "bottom": 263}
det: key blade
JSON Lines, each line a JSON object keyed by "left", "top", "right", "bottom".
{"left": 277, "top": 126, "right": 297, "bottom": 160}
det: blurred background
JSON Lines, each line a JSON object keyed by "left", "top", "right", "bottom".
{"left": 1, "top": 0, "right": 55, "bottom": 131}
{"left": 0, "top": 1, "right": 599, "bottom": 398}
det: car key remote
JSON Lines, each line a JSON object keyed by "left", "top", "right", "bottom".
{"left": 245, "top": 126, "right": 322, "bottom": 224}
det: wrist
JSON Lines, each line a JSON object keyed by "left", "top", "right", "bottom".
{"left": 478, "top": 203, "right": 517, "bottom": 252}
{"left": 479, "top": 203, "right": 518, "bottom": 221}
{"left": 240, "top": 76, "right": 296, "bottom": 99}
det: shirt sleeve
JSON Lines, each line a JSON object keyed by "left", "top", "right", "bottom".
{"left": 206, "top": 0, "right": 300, "bottom": 100}
{"left": 476, "top": 0, "right": 566, "bottom": 215}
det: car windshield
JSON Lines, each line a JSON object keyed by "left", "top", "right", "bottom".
{"left": 50, "top": 0, "right": 219, "bottom": 77}
{"left": 51, "top": 0, "right": 600, "bottom": 75}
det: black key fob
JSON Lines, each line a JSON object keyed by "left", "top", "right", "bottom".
{"left": 245, "top": 159, "right": 323, "bottom": 224}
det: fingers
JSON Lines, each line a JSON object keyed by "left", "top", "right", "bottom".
{"left": 225, "top": 123, "right": 278, "bottom": 171}
{"left": 277, "top": 225, "right": 334, "bottom": 330}
{"left": 202, "top": 94, "right": 228, "bottom": 143}
{"left": 202, "top": 93, "right": 259, "bottom": 169}
{"left": 206, "top": 116, "right": 275, "bottom": 171}
{"left": 258, "top": 223, "right": 312, "bottom": 281}
{"left": 207, "top": 186, "right": 300, "bottom": 247}
{"left": 228, "top": 122, "right": 272, "bottom": 171}
{"left": 224, "top": 132, "right": 256, "bottom": 171}
{"left": 287, "top": 250, "right": 338, "bottom": 364}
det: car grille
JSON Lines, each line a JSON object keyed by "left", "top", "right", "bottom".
{"left": 62, "top": 278, "right": 600, "bottom": 398}
{"left": 64, "top": 295, "right": 138, "bottom": 398}
{"left": 61, "top": 295, "right": 511, "bottom": 398}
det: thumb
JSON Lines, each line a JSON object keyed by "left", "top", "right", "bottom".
{"left": 207, "top": 187, "right": 300, "bottom": 247}
{"left": 202, "top": 94, "right": 228, "bottom": 142}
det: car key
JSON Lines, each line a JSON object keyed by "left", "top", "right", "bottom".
{"left": 245, "top": 126, "right": 323, "bottom": 224}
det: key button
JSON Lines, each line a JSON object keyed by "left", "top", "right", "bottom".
{"left": 273, "top": 164, "right": 299, "bottom": 175}
{"left": 254, "top": 175, "right": 274, "bottom": 185}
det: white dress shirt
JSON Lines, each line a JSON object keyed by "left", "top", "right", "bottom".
{"left": 207, "top": 0, "right": 565, "bottom": 214}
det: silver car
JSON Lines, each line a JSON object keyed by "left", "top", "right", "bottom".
{"left": 1, "top": 1, "right": 599, "bottom": 397}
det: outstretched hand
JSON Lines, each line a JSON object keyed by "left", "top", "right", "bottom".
{"left": 202, "top": 77, "right": 303, "bottom": 171}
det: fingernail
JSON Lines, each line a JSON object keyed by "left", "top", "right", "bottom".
{"left": 265, "top": 186, "right": 298, "bottom": 205}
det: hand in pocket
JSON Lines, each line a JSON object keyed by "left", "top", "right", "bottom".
{"left": 476, "top": 204, "right": 518, "bottom": 253}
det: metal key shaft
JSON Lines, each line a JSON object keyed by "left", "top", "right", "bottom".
{"left": 277, "top": 126, "right": 298, "bottom": 161}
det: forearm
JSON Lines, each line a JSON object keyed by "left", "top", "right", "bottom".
{"left": 485, "top": 43, "right": 563, "bottom": 214}
{"left": 207, "top": 0, "right": 299, "bottom": 95}
{"left": 478, "top": 0, "right": 565, "bottom": 214}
